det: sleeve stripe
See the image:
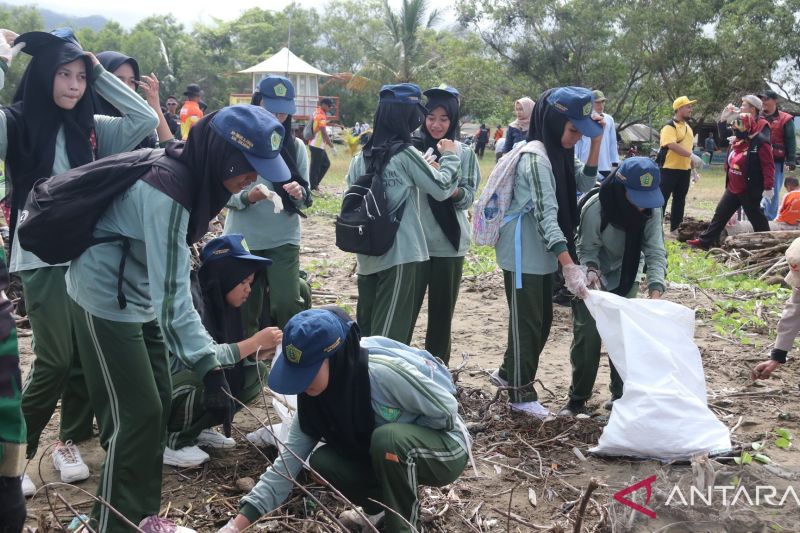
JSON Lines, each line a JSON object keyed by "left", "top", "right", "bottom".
{"left": 161, "top": 201, "right": 187, "bottom": 364}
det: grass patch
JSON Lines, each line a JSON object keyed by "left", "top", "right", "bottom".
{"left": 306, "top": 190, "right": 342, "bottom": 217}
{"left": 666, "top": 240, "right": 789, "bottom": 343}
{"left": 463, "top": 244, "right": 498, "bottom": 277}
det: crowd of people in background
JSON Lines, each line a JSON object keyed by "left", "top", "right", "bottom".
{"left": 0, "top": 23, "right": 798, "bottom": 533}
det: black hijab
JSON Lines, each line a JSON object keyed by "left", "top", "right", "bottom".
{"left": 412, "top": 93, "right": 461, "bottom": 250}
{"left": 3, "top": 40, "right": 95, "bottom": 212}
{"left": 197, "top": 255, "right": 264, "bottom": 397}
{"left": 597, "top": 172, "right": 650, "bottom": 296}
{"left": 94, "top": 51, "right": 140, "bottom": 117}
{"left": 298, "top": 307, "right": 375, "bottom": 458}
{"left": 148, "top": 112, "right": 247, "bottom": 244}
{"left": 528, "top": 88, "right": 579, "bottom": 256}
{"left": 362, "top": 101, "right": 424, "bottom": 172}
{"left": 249, "top": 92, "right": 311, "bottom": 216}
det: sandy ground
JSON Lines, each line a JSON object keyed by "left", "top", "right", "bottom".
{"left": 18, "top": 181, "right": 800, "bottom": 532}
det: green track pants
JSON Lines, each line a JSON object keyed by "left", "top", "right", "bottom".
{"left": 357, "top": 262, "right": 420, "bottom": 344}
{"left": 411, "top": 257, "right": 464, "bottom": 365}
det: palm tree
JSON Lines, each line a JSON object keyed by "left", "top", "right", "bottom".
{"left": 372, "top": 0, "right": 442, "bottom": 82}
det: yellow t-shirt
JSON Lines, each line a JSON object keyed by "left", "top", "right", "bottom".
{"left": 309, "top": 108, "right": 328, "bottom": 149}
{"left": 660, "top": 120, "right": 693, "bottom": 170}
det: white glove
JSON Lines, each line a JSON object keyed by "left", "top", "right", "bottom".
{"left": 691, "top": 169, "right": 701, "bottom": 184}
{"left": 218, "top": 519, "right": 241, "bottom": 533}
{"left": 586, "top": 268, "right": 602, "bottom": 290}
{"left": 562, "top": 263, "right": 589, "bottom": 299}
{"left": 255, "top": 184, "right": 284, "bottom": 213}
{"left": 690, "top": 153, "right": 704, "bottom": 169}
{"left": 0, "top": 30, "right": 24, "bottom": 65}
{"left": 763, "top": 189, "right": 775, "bottom": 202}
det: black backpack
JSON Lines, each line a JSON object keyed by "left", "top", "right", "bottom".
{"left": 18, "top": 148, "right": 191, "bottom": 308}
{"left": 335, "top": 142, "right": 409, "bottom": 256}
{"left": 654, "top": 120, "right": 685, "bottom": 167}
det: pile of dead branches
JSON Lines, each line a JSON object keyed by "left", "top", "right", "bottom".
{"left": 700, "top": 230, "right": 800, "bottom": 282}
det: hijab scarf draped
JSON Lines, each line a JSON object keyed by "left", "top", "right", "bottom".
{"left": 362, "top": 101, "right": 424, "bottom": 173}
{"left": 298, "top": 307, "right": 375, "bottom": 458}
{"left": 509, "top": 97, "right": 534, "bottom": 132}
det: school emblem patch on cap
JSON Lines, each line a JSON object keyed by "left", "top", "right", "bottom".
{"left": 583, "top": 102, "right": 592, "bottom": 116}
{"left": 285, "top": 344, "right": 302, "bottom": 364}
{"left": 273, "top": 83, "right": 287, "bottom": 97}
{"left": 270, "top": 131, "right": 282, "bottom": 151}
{"left": 640, "top": 172, "right": 654, "bottom": 187}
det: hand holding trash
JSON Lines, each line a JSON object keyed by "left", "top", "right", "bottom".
{"left": 562, "top": 263, "right": 589, "bottom": 299}
{"left": 250, "top": 326, "right": 282, "bottom": 361}
{"left": 751, "top": 359, "right": 781, "bottom": 380}
{"left": 0, "top": 29, "right": 24, "bottom": 65}
{"left": 202, "top": 369, "right": 234, "bottom": 437}
{"left": 247, "top": 184, "right": 284, "bottom": 213}
{"left": 586, "top": 267, "right": 602, "bottom": 290}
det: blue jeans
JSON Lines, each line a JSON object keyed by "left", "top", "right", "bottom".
{"left": 762, "top": 162, "right": 784, "bottom": 220}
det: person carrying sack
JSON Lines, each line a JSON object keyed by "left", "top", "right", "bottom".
{"left": 410, "top": 84, "right": 480, "bottom": 364}
{"left": 344, "top": 83, "right": 460, "bottom": 343}
{"left": 490, "top": 87, "right": 602, "bottom": 416}
{"left": 559, "top": 157, "right": 667, "bottom": 416}
{"left": 225, "top": 75, "right": 312, "bottom": 331}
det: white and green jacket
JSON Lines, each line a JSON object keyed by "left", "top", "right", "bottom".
{"left": 240, "top": 335, "right": 470, "bottom": 519}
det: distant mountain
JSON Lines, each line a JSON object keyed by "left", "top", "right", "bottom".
{"left": 0, "top": 4, "right": 111, "bottom": 31}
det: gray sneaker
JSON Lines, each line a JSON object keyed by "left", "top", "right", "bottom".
{"left": 558, "top": 400, "right": 588, "bottom": 417}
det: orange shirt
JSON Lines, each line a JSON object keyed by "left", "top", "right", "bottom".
{"left": 309, "top": 107, "right": 328, "bottom": 149}
{"left": 180, "top": 100, "right": 203, "bottom": 139}
{"left": 777, "top": 190, "right": 800, "bottom": 225}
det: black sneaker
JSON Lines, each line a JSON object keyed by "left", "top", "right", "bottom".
{"left": 558, "top": 399, "right": 588, "bottom": 417}
{"left": 603, "top": 395, "right": 622, "bottom": 411}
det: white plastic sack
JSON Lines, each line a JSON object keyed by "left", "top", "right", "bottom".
{"left": 585, "top": 291, "right": 732, "bottom": 461}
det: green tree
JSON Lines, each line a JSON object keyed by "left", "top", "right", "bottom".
{"left": 372, "top": 0, "right": 442, "bottom": 82}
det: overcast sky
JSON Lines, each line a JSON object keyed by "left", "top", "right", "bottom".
{"left": 9, "top": 0, "right": 457, "bottom": 29}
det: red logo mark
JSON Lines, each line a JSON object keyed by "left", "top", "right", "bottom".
{"left": 613, "top": 475, "right": 657, "bottom": 518}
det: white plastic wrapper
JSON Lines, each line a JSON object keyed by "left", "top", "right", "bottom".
{"left": 255, "top": 183, "right": 284, "bottom": 214}
{"left": 586, "top": 291, "right": 732, "bottom": 461}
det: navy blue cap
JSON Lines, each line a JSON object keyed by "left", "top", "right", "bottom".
{"left": 268, "top": 309, "right": 347, "bottom": 395}
{"left": 547, "top": 86, "right": 603, "bottom": 138}
{"left": 379, "top": 83, "right": 426, "bottom": 111}
{"left": 18, "top": 28, "right": 81, "bottom": 56}
{"left": 257, "top": 76, "right": 297, "bottom": 115}
{"left": 200, "top": 234, "right": 272, "bottom": 267}
{"left": 615, "top": 157, "right": 664, "bottom": 209}
{"left": 210, "top": 105, "right": 290, "bottom": 183}
{"left": 423, "top": 84, "right": 460, "bottom": 100}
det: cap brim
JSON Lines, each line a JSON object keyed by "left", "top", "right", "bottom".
{"left": 233, "top": 253, "right": 272, "bottom": 266}
{"left": 244, "top": 153, "right": 291, "bottom": 183}
{"left": 262, "top": 99, "right": 297, "bottom": 115}
{"left": 626, "top": 188, "right": 665, "bottom": 209}
{"left": 571, "top": 116, "right": 603, "bottom": 138}
{"left": 268, "top": 351, "right": 324, "bottom": 395}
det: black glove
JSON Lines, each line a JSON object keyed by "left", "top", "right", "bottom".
{"left": 203, "top": 369, "right": 234, "bottom": 437}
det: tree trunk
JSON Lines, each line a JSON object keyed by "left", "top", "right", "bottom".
{"left": 723, "top": 230, "right": 800, "bottom": 250}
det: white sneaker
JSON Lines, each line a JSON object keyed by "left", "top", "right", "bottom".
{"left": 52, "top": 441, "right": 90, "bottom": 483}
{"left": 338, "top": 509, "right": 384, "bottom": 532}
{"left": 162, "top": 445, "right": 210, "bottom": 468}
{"left": 197, "top": 428, "right": 235, "bottom": 449}
{"left": 246, "top": 424, "right": 283, "bottom": 448}
{"left": 139, "top": 516, "right": 196, "bottom": 533}
{"left": 510, "top": 401, "right": 552, "bottom": 419}
{"left": 21, "top": 473, "right": 36, "bottom": 497}
{"left": 489, "top": 368, "right": 508, "bottom": 387}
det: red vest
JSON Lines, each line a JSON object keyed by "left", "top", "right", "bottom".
{"left": 765, "top": 110, "right": 792, "bottom": 160}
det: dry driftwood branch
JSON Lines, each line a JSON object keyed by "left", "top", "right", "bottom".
{"left": 572, "top": 478, "right": 600, "bottom": 533}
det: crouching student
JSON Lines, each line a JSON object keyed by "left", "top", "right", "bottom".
{"left": 164, "top": 234, "right": 282, "bottom": 467}
{"left": 64, "top": 106, "right": 288, "bottom": 532}
{"left": 411, "top": 84, "right": 480, "bottom": 364}
{"left": 558, "top": 157, "right": 667, "bottom": 416}
{"left": 225, "top": 75, "right": 312, "bottom": 332}
{"left": 752, "top": 237, "right": 800, "bottom": 381}
{"left": 219, "top": 307, "right": 471, "bottom": 533}
{"left": 347, "top": 84, "right": 460, "bottom": 343}
{"left": 491, "top": 87, "right": 600, "bottom": 415}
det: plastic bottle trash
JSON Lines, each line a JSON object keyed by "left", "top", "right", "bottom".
{"left": 585, "top": 291, "right": 732, "bottom": 461}
{"left": 255, "top": 184, "right": 283, "bottom": 214}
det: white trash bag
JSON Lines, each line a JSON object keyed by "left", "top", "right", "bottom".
{"left": 585, "top": 291, "right": 732, "bottom": 461}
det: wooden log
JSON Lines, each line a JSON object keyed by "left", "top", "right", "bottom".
{"left": 722, "top": 230, "right": 800, "bottom": 250}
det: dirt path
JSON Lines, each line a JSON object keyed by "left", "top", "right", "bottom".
{"left": 19, "top": 184, "right": 800, "bottom": 532}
